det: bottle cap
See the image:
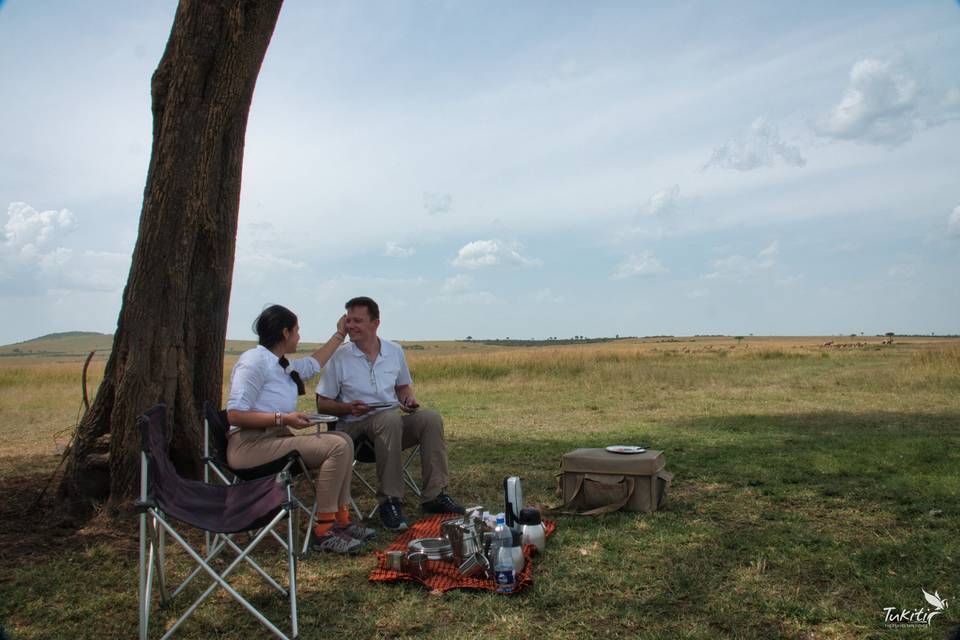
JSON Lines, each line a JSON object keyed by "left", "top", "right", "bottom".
{"left": 495, "top": 515, "right": 505, "bottom": 524}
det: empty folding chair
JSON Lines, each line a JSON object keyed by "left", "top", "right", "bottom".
{"left": 202, "top": 403, "right": 318, "bottom": 557}
{"left": 137, "top": 404, "right": 302, "bottom": 640}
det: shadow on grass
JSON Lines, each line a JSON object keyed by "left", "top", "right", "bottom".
{"left": 2, "top": 411, "right": 958, "bottom": 639}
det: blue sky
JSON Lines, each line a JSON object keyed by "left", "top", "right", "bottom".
{"left": 1, "top": 1, "right": 958, "bottom": 344}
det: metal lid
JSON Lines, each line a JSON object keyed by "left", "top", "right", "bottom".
{"left": 408, "top": 537, "right": 453, "bottom": 560}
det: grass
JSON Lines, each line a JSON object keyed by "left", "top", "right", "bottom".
{"left": 1, "top": 336, "right": 959, "bottom": 639}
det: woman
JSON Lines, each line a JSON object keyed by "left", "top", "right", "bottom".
{"left": 226, "top": 304, "right": 373, "bottom": 555}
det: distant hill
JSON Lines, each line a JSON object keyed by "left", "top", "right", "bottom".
{"left": 0, "top": 332, "right": 115, "bottom": 359}
{"left": 1, "top": 333, "right": 333, "bottom": 360}
{"left": 12, "top": 331, "right": 109, "bottom": 345}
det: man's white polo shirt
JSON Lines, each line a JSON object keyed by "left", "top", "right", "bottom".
{"left": 315, "top": 339, "right": 412, "bottom": 422}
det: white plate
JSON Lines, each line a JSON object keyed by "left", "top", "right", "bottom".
{"left": 606, "top": 445, "right": 647, "bottom": 454}
{"left": 306, "top": 413, "right": 338, "bottom": 424}
{"left": 364, "top": 402, "right": 398, "bottom": 409}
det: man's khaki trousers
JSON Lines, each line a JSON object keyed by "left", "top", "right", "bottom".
{"left": 338, "top": 408, "right": 450, "bottom": 502}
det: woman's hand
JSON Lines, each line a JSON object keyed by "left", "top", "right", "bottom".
{"left": 284, "top": 411, "right": 313, "bottom": 429}
{"left": 336, "top": 314, "right": 347, "bottom": 336}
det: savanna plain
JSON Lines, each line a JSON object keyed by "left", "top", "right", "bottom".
{"left": 0, "top": 335, "right": 958, "bottom": 639}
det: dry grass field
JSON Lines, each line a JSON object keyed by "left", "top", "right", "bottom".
{"left": 1, "top": 334, "right": 958, "bottom": 639}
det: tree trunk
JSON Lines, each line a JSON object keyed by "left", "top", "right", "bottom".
{"left": 58, "top": 0, "right": 283, "bottom": 517}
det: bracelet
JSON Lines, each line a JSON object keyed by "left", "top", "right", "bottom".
{"left": 334, "top": 332, "right": 346, "bottom": 340}
{"left": 275, "top": 411, "right": 282, "bottom": 428}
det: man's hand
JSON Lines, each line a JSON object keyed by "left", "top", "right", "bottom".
{"left": 349, "top": 399, "right": 372, "bottom": 417}
{"left": 399, "top": 396, "right": 420, "bottom": 413}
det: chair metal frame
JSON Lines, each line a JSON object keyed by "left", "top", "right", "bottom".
{"left": 137, "top": 404, "right": 303, "bottom": 640}
{"left": 202, "top": 404, "right": 319, "bottom": 558}
{"left": 349, "top": 435, "right": 423, "bottom": 520}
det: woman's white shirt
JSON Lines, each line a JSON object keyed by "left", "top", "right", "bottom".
{"left": 227, "top": 345, "right": 320, "bottom": 415}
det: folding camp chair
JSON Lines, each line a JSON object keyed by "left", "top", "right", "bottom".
{"left": 349, "top": 434, "right": 422, "bottom": 520}
{"left": 202, "top": 403, "right": 318, "bottom": 558}
{"left": 137, "top": 404, "right": 302, "bottom": 640}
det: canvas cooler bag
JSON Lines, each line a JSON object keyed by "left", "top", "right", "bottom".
{"left": 554, "top": 448, "right": 673, "bottom": 515}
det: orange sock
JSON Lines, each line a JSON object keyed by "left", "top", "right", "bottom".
{"left": 313, "top": 512, "right": 337, "bottom": 536}
{"left": 335, "top": 505, "right": 351, "bottom": 525}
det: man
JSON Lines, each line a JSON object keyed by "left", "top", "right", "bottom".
{"left": 316, "top": 296, "right": 464, "bottom": 531}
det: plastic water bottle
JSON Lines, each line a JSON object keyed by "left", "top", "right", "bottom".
{"left": 489, "top": 515, "right": 511, "bottom": 561}
{"left": 495, "top": 544, "right": 515, "bottom": 593}
{"left": 492, "top": 515, "right": 515, "bottom": 593}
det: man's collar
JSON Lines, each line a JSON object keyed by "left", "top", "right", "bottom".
{"left": 349, "top": 337, "right": 382, "bottom": 358}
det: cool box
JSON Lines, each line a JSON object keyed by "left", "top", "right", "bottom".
{"left": 557, "top": 448, "right": 673, "bottom": 514}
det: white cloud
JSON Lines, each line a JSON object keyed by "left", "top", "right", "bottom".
{"left": 238, "top": 252, "right": 306, "bottom": 271}
{"left": 3, "top": 201, "right": 76, "bottom": 250}
{"left": 930, "top": 87, "right": 960, "bottom": 127}
{"left": 234, "top": 251, "right": 306, "bottom": 286}
{"left": 816, "top": 58, "right": 960, "bottom": 146}
{"left": 816, "top": 59, "right": 917, "bottom": 145}
{"left": 887, "top": 263, "right": 916, "bottom": 279}
{"left": 637, "top": 184, "right": 681, "bottom": 218}
{"left": 451, "top": 291, "right": 500, "bottom": 305}
{"left": 442, "top": 274, "right": 472, "bottom": 292}
{"left": 452, "top": 239, "right": 542, "bottom": 269}
{"left": 704, "top": 117, "right": 805, "bottom": 171}
{"left": 384, "top": 241, "right": 415, "bottom": 258}
{"left": 832, "top": 240, "right": 861, "bottom": 253}
{"left": 431, "top": 290, "right": 501, "bottom": 305}
{"left": 433, "top": 274, "right": 501, "bottom": 305}
{"left": 423, "top": 191, "right": 453, "bottom": 216}
{"left": 948, "top": 206, "right": 960, "bottom": 237}
{"left": 0, "top": 202, "right": 124, "bottom": 294}
{"left": 611, "top": 250, "right": 668, "bottom": 279}
{"left": 705, "top": 241, "right": 778, "bottom": 279}
{"left": 534, "top": 288, "right": 565, "bottom": 303}
{"left": 758, "top": 240, "right": 779, "bottom": 261}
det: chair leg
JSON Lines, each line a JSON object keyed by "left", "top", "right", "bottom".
{"left": 295, "top": 459, "right": 319, "bottom": 557}
{"left": 139, "top": 511, "right": 149, "bottom": 640}
{"left": 300, "top": 495, "right": 318, "bottom": 558}
{"left": 352, "top": 465, "right": 380, "bottom": 519}
{"left": 349, "top": 495, "right": 364, "bottom": 522}
{"left": 140, "top": 513, "right": 169, "bottom": 605}
{"left": 154, "top": 509, "right": 292, "bottom": 640}
{"left": 285, "top": 501, "right": 300, "bottom": 639}
{"left": 402, "top": 446, "right": 423, "bottom": 497}
{"left": 139, "top": 513, "right": 166, "bottom": 638}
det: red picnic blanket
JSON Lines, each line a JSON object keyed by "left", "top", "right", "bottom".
{"left": 368, "top": 514, "right": 556, "bottom": 594}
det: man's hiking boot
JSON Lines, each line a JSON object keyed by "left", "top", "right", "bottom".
{"left": 420, "top": 492, "right": 466, "bottom": 515}
{"left": 378, "top": 498, "right": 409, "bottom": 531}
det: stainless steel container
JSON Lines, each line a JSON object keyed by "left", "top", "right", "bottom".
{"left": 457, "top": 552, "right": 491, "bottom": 579}
{"left": 441, "top": 516, "right": 489, "bottom": 565}
{"left": 385, "top": 550, "right": 404, "bottom": 571}
{"left": 404, "top": 551, "right": 429, "bottom": 579}
{"left": 407, "top": 537, "right": 453, "bottom": 561}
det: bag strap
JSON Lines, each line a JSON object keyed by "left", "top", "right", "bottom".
{"left": 546, "top": 475, "right": 636, "bottom": 516}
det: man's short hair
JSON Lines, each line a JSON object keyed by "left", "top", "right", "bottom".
{"left": 345, "top": 296, "right": 380, "bottom": 321}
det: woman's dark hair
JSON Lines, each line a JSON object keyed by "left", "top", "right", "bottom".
{"left": 254, "top": 305, "right": 297, "bottom": 348}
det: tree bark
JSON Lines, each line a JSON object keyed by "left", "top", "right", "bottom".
{"left": 58, "top": 0, "right": 283, "bottom": 516}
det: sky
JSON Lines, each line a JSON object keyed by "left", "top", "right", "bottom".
{"left": 1, "top": 1, "right": 959, "bottom": 344}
